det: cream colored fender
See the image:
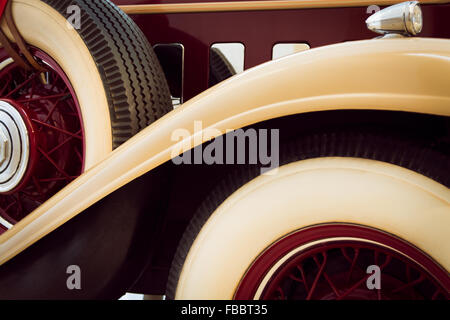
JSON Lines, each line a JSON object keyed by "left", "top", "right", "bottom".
{"left": 1, "top": 37, "right": 450, "bottom": 265}
{"left": 174, "top": 158, "right": 450, "bottom": 299}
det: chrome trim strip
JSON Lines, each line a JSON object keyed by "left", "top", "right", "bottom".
{"left": 0, "top": 216, "right": 12, "bottom": 230}
{"left": 119, "top": 0, "right": 449, "bottom": 15}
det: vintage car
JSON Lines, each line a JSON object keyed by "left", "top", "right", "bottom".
{"left": 0, "top": 0, "right": 448, "bottom": 300}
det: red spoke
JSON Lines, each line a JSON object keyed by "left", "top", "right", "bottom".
{"left": 337, "top": 274, "right": 371, "bottom": 300}
{"left": 323, "top": 272, "right": 340, "bottom": 298}
{"left": 15, "top": 192, "right": 23, "bottom": 217}
{"left": 313, "top": 256, "right": 340, "bottom": 298}
{"left": 380, "top": 255, "right": 392, "bottom": 269}
{"left": 74, "top": 147, "right": 83, "bottom": 162}
{"left": 342, "top": 247, "right": 359, "bottom": 284}
{"left": 32, "top": 119, "right": 82, "bottom": 139}
{"left": 338, "top": 254, "right": 392, "bottom": 300}
{"left": 432, "top": 289, "right": 443, "bottom": 300}
{"left": 5, "top": 72, "right": 39, "bottom": 97}
{"left": 19, "top": 190, "right": 44, "bottom": 201}
{"left": 0, "top": 74, "right": 12, "bottom": 95}
{"left": 406, "top": 265, "right": 415, "bottom": 300}
{"left": 289, "top": 265, "right": 309, "bottom": 292}
{"left": 17, "top": 92, "right": 69, "bottom": 103}
{"left": 4, "top": 199, "right": 17, "bottom": 212}
{"left": 43, "top": 99, "right": 62, "bottom": 123}
{"left": 31, "top": 176, "right": 45, "bottom": 197}
{"left": 288, "top": 273, "right": 303, "bottom": 283}
{"left": 37, "top": 147, "right": 70, "bottom": 178}
{"left": 306, "top": 252, "right": 327, "bottom": 300}
{"left": 47, "top": 130, "right": 82, "bottom": 155}
{"left": 297, "top": 265, "right": 309, "bottom": 292}
{"left": 39, "top": 176, "right": 78, "bottom": 183}
{"left": 392, "top": 274, "right": 425, "bottom": 294}
{"left": 49, "top": 71, "right": 61, "bottom": 91}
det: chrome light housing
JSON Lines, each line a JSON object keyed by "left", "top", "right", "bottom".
{"left": 366, "top": 1, "right": 423, "bottom": 36}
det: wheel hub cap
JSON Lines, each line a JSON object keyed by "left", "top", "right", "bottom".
{"left": 0, "top": 128, "right": 8, "bottom": 165}
{"left": 0, "top": 100, "right": 30, "bottom": 193}
{"left": 0, "top": 48, "right": 85, "bottom": 233}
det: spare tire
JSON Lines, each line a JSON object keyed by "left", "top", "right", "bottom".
{"left": 0, "top": 0, "right": 172, "bottom": 231}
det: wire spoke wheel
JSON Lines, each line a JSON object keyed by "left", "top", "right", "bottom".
{"left": 0, "top": 48, "right": 84, "bottom": 233}
{"left": 0, "top": 0, "right": 173, "bottom": 238}
{"left": 235, "top": 225, "right": 450, "bottom": 300}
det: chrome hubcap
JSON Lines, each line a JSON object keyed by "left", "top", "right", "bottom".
{"left": 0, "top": 100, "right": 30, "bottom": 193}
{"left": 0, "top": 129, "right": 7, "bottom": 166}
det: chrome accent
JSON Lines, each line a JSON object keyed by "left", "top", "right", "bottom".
{"left": 366, "top": 1, "right": 423, "bottom": 36}
{"left": 0, "top": 215, "right": 13, "bottom": 230}
{"left": 0, "top": 100, "right": 30, "bottom": 193}
{"left": 0, "top": 130, "right": 7, "bottom": 166}
{"left": 0, "top": 58, "right": 14, "bottom": 72}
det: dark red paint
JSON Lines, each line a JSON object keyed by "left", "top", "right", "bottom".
{"left": 0, "top": 0, "right": 7, "bottom": 20}
{"left": 113, "top": 1, "right": 450, "bottom": 101}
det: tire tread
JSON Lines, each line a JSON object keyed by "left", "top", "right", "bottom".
{"left": 166, "top": 129, "right": 449, "bottom": 299}
{"left": 41, "top": 0, "right": 172, "bottom": 147}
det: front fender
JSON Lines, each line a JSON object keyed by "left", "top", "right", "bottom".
{"left": 1, "top": 37, "right": 450, "bottom": 264}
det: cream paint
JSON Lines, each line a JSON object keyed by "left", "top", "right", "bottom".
{"left": 1, "top": 0, "right": 113, "bottom": 168}
{"left": 175, "top": 158, "right": 450, "bottom": 299}
{"left": 0, "top": 37, "right": 450, "bottom": 265}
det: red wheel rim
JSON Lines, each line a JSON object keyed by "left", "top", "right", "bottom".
{"left": 234, "top": 224, "right": 450, "bottom": 300}
{"left": 0, "top": 48, "right": 85, "bottom": 234}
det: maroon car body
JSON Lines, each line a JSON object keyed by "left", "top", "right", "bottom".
{"left": 113, "top": 0, "right": 450, "bottom": 101}
{"left": 0, "top": 0, "right": 449, "bottom": 298}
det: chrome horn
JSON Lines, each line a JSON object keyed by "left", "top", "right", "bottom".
{"left": 366, "top": 1, "right": 423, "bottom": 36}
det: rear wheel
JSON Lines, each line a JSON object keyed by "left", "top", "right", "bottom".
{"left": 0, "top": 0, "right": 172, "bottom": 233}
{"left": 167, "top": 130, "right": 450, "bottom": 299}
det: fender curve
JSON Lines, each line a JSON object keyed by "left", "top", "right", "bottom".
{"left": 1, "top": 37, "right": 450, "bottom": 265}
